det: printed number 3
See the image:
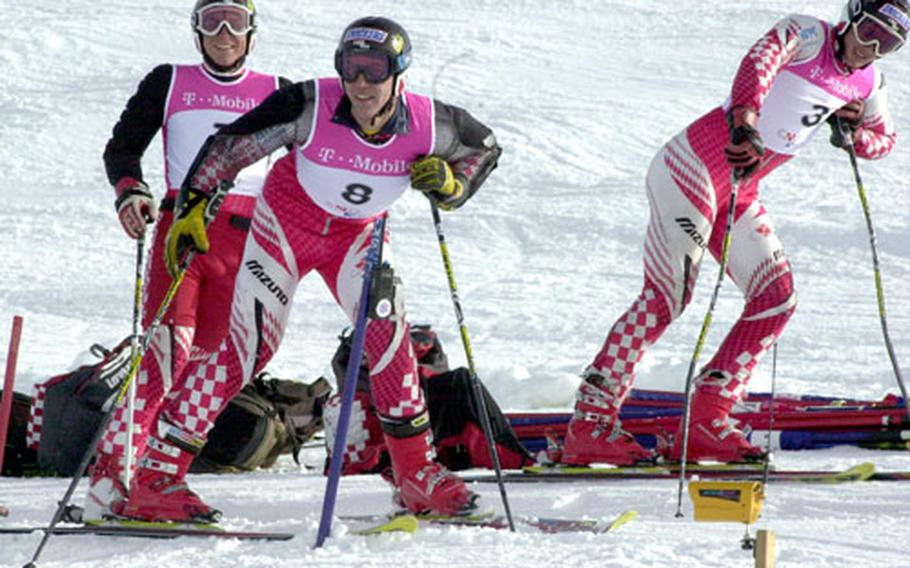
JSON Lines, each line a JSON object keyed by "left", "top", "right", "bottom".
{"left": 801, "top": 104, "right": 830, "bottom": 127}
{"left": 342, "top": 183, "right": 373, "bottom": 205}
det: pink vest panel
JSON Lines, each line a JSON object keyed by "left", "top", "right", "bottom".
{"left": 294, "top": 78, "right": 435, "bottom": 219}
{"left": 163, "top": 64, "right": 278, "bottom": 195}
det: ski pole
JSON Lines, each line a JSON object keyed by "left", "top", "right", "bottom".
{"left": 315, "top": 216, "right": 386, "bottom": 549}
{"left": 761, "top": 343, "right": 778, "bottom": 487}
{"left": 25, "top": 255, "right": 192, "bottom": 568}
{"left": 429, "top": 199, "right": 516, "bottom": 532}
{"left": 836, "top": 117, "right": 909, "bottom": 422}
{"left": 124, "top": 233, "right": 146, "bottom": 490}
{"left": 675, "top": 170, "right": 743, "bottom": 518}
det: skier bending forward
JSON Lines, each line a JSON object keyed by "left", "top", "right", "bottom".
{"left": 562, "top": 0, "right": 907, "bottom": 466}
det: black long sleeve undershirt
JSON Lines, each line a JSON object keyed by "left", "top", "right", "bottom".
{"left": 102, "top": 64, "right": 172, "bottom": 186}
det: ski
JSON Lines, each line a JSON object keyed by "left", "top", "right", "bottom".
{"left": 350, "top": 514, "right": 419, "bottom": 536}
{"left": 462, "top": 462, "right": 877, "bottom": 483}
{"left": 409, "top": 509, "right": 504, "bottom": 528}
{"left": 869, "top": 471, "right": 910, "bottom": 481}
{"left": 524, "top": 462, "right": 768, "bottom": 475}
{"left": 0, "top": 519, "right": 294, "bottom": 541}
{"left": 508, "top": 403, "right": 910, "bottom": 455}
{"left": 343, "top": 508, "right": 637, "bottom": 534}
{"left": 344, "top": 509, "right": 502, "bottom": 533}
{"left": 523, "top": 509, "right": 638, "bottom": 534}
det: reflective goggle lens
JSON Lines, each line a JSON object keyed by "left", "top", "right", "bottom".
{"left": 340, "top": 51, "right": 392, "bottom": 83}
{"left": 195, "top": 5, "right": 253, "bottom": 37}
{"left": 853, "top": 14, "right": 905, "bottom": 57}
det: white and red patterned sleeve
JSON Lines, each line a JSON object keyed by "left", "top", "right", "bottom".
{"left": 729, "top": 17, "right": 805, "bottom": 113}
{"left": 186, "top": 82, "right": 311, "bottom": 194}
{"left": 854, "top": 72, "right": 897, "bottom": 160}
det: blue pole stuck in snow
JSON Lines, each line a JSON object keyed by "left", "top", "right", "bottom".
{"left": 315, "top": 216, "right": 387, "bottom": 548}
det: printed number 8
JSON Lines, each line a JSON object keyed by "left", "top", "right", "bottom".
{"left": 342, "top": 183, "right": 373, "bottom": 205}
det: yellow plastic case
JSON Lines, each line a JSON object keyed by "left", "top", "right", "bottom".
{"left": 688, "top": 480, "right": 764, "bottom": 524}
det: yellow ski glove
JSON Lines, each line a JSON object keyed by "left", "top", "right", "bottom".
{"left": 410, "top": 156, "right": 464, "bottom": 210}
{"left": 164, "top": 184, "right": 228, "bottom": 277}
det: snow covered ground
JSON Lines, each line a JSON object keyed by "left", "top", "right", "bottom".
{"left": 2, "top": 1, "right": 909, "bottom": 566}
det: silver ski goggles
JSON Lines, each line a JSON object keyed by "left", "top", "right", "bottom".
{"left": 336, "top": 49, "right": 393, "bottom": 84}
{"left": 194, "top": 4, "right": 254, "bottom": 37}
{"left": 852, "top": 12, "right": 906, "bottom": 57}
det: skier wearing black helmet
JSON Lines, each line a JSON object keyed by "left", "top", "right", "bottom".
{"left": 164, "top": 16, "right": 502, "bottom": 516}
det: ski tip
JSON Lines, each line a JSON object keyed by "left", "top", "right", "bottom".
{"left": 352, "top": 514, "right": 419, "bottom": 536}
{"left": 603, "top": 509, "right": 638, "bottom": 533}
{"left": 836, "top": 462, "right": 876, "bottom": 481}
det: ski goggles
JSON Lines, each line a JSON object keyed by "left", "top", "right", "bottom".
{"left": 852, "top": 12, "right": 906, "bottom": 57}
{"left": 194, "top": 4, "right": 254, "bottom": 37}
{"left": 336, "top": 49, "right": 393, "bottom": 83}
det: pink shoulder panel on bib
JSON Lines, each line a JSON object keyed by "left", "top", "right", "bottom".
{"left": 786, "top": 23, "right": 876, "bottom": 102}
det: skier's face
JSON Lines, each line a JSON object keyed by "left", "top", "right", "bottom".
{"left": 344, "top": 74, "right": 396, "bottom": 130}
{"left": 201, "top": 26, "right": 248, "bottom": 69}
{"left": 843, "top": 23, "right": 882, "bottom": 69}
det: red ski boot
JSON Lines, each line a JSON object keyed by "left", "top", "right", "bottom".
{"left": 83, "top": 452, "right": 128, "bottom": 522}
{"left": 114, "top": 430, "right": 221, "bottom": 523}
{"left": 560, "top": 370, "right": 654, "bottom": 466}
{"left": 668, "top": 391, "right": 765, "bottom": 463}
{"left": 561, "top": 417, "right": 655, "bottom": 466}
{"left": 385, "top": 429, "right": 478, "bottom": 516}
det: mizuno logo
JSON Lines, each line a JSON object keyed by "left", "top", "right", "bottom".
{"left": 245, "top": 260, "right": 289, "bottom": 306}
{"left": 675, "top": 217, "right": 707, "bottom": 249}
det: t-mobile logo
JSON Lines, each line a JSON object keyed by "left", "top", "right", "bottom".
{"left": 317, "top": 147, "right": 337, "bottom": 162}
{"left": 182, "top": 92, "right": 198, "bottom": 106}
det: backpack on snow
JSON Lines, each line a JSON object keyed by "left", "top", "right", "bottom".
{"left": 190, "top": 373, "right": 332, "bottom": 473}
{"left": 27, "top": 337, "right": 332, "bottom": 476}
{"left": 330, "top": 325, "right": 534, "bottom": 470}
{"left": 27, "top": 339, "right": 131, "bottom": 476}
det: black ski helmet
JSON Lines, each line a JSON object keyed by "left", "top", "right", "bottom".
{"left": 334, "top": 16, "right": 413, "bottom": 83}
{"left": 844, "top": 0, "right": 910, "bottom": 45}
{"left": 191, "top": 0, "right": 258, "bottom": 67}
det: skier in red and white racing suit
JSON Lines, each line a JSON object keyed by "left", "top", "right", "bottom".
{"left": 164, "top": 17, "right": 501, "bottom": 517}
{"left": 563, "top": 1, "right": 907, "bottom": 466}
{"left": 87, "top": 1, "right": 289, "bottom": 523}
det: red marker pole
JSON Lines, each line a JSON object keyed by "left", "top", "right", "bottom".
{"left": 0, "top": 315, "right": 24, "bottom": 474}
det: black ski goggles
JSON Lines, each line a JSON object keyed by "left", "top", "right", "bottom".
{"left": 852, "top": 12, "right": 906, "bottom": 57}
{"left": 194, "top": 4, "right": 254, "bottom": 37}
{"left": 336, "top": 49, "right": 393, "bottom": 84}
